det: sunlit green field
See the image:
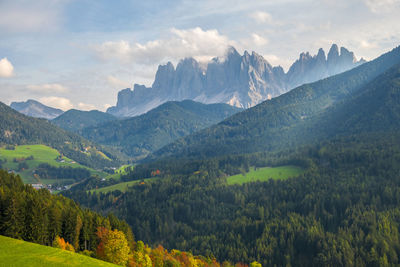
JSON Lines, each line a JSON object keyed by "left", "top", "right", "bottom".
{"left": 227, "top": 165, "right": 304, "bottom": 185}
{"left": 104, "top": 164, "right": 133, "bottom": 180}
{"left": 0, "top": 235, "right": 117, "bottom": 267}
{"left": 0, "top": 144, "right": 105, "bottom": 184}
{"left": 90, "top": 177, "right": 158, "bottom": 194}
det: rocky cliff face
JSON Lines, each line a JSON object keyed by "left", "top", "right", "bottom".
{"left": 10, "top": 99, "right": 64, "bottom": 119}
{"left": 108, "top": 44, "right": 365, "bottom": 117}
{"left": 286, "top": 44, "right": 365, "bottom": 89}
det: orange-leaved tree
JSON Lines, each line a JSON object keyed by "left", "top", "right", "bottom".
{"left": 53, "top": 235, "right": 75, "bottom": 252}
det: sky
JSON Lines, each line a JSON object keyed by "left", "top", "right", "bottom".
{"left": 0, "top": 0, "right": 399, "bottom": 111}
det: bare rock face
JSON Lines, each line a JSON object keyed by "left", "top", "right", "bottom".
{"left": 108, "top": 44, "right": 365, "bottom": 117}
{"left": 286, "top": 44, "right": 365, "bottom": 89}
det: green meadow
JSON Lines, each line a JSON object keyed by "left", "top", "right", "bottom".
{"left": 90, "top": 177, "right": 158, "bottom": 194}
{"left": 0, "top": 144, "right": 106, "bottom": 184}
{"left": 104, "top": 164, "right": 133, "bottom": 180}
{"left": 227, "top": 165, "right": 305, "bottom": 185}
{"left": 0, "top": 235, "right": 117, "bottom": 267}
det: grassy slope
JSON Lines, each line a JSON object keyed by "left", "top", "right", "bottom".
{"left": 227, "top": 166, "right": 304, "bottom": 185}
{"left": 90, "top": 177, "right": 158, "bottom": 194}
{"left": 0, "top": 144, "right": 106, "bottom": 184}
{"left": 0, "top": 235, "right": 117, "bottom": 267}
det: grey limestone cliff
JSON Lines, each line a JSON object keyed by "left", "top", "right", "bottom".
{"left": 108, "top": 44, "right": 365, "bottom": 117}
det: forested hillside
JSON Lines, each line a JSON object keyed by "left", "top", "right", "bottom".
{"left": 0, "top": 102, "right": 119, "bottom": 169}
{"left": 52, "top": 109, "right": 116, "bottom": 132}
{"left": 151, "top": 46, "right": 400, "bottom": 160}
{"left": 69, "top": 134, "right": 400, "bottom": 266}
{"left": 82, "top": 100, "right": 242, "bottom": 159}
{"left": 0, "top": 170, "right": 237, "bottom": 266}
{"left": 0, "top": 169, "right": 133, "bottom": 261}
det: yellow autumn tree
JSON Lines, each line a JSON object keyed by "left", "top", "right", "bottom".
{"left": 96, "top": 227, "right": 130, "bottom": 266}
{"left": 250, "top": 261, "right": 262, "bottom": 267}
{"left": 129, "top": 240, "right": 152, "bottom": 267}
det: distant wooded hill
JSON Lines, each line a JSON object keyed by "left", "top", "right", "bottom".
{"left": 52, "top": 109, "right": 116, "bottom": 132}
{"left": 81, "top": 100, "right": 242, "bottom": 159}
{"left": 0, "top": 102, "right": 120, "bottom": 169}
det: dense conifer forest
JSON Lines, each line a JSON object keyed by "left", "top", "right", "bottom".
{"left": 67, "top": 134, "right": 400, "bottom": 266}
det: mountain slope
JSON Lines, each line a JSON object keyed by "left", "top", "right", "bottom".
{"left": 52, "top": 109, "right": 116, "bottom": 132}
{"left": 0, "top": 102, "right": 118, "bottom": 168}
{"left": 150, "top": 45, "right": 400, "bottom": 160}
{"left": 10, "top": 99, "right": 64, "bottom": 120}
{"left": 108, "top": 44, "right": 364, "bottom": 117}
{"left": 309, "top": 63, "right": 400, "bottom": 137}
{"left": 82, "top": 100, "right": 242, "bottom": 159}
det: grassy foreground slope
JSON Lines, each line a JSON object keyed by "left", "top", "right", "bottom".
{"left": 0, "top": 235, "right": 117, "bottom": 267}
{"left": 227, "top": 165, "right": 304, "bottom": 185}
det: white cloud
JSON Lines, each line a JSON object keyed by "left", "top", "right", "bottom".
{"left": 0, "top": 58, "right": 14, "bottom": 78}
{"left": 26, "top": 83, "right": 68, "bottom": 94}
{"left": 93, "top": 27, "right": 233, "bottom": 65}
{"left": 39, "top": 96, "right": 73, "bottom": 111}
{"left": 250, "top": 11, "right": 272, "bottom": 24}
{"left": 264, "top": 54, "right": 293, "bottom": 70}
{"left": 360, "top": 40, "right": 378, "bottom": 49}
{"left": 0, "top": 0, "right": 64, "bottom": 33}
{"left": 77, "top": 102, "right": 96, "bottom": 111}
{"left": 107, "top": 75, "right": 131, "bottom": 89}
{"left": 103, "top": 103, "right": 112, "bottom": 110}
{"left": 251, "top": 33, "right": 268, "bottom": 46}
{"left": 364, "top": 0, "right": 400, "bottom": 13}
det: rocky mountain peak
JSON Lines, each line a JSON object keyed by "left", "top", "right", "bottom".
{"left": 340, "top": 47, "right": 357, "bottom": 63}
{"left": 108, "top": 44, "right": 366, "bottom": 117}
{"left": 152, "top": 61, "right": 175, "bottom": 90}
{"left": 316, "top": 48, "right": 326, "bottom": 61}
{"left": 176, "top": 57, "right": 200, "bottom": 70}
{"left": 174, "top": 58, "right": 204, "bottom": 99}
{"left": 328, "top": 44, "right": 340, "bottom": 61}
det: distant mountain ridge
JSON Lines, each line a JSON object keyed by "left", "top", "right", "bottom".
{"left": 10, "top": 99, "right": 64, "bottom": 119}
{"left": 108, "top": 44, "right": 365, "bottom": 117}
{"left": 286, "top": 44, "right": 364, "bottom": 88}
{"left": 83, "top": 100, "right": 242, "bottom": 159}
{"left": 149, "top": 45, "right": 400, "bottom": 160}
